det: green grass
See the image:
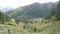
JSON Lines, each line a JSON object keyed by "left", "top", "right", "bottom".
{"left": 0, "top": 31, "right": 8, "bottom": 34}
{"left": 0, "top": 21, "right": 60, "bottom": 34}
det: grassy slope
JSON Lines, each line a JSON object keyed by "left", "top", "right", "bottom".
{"left": 0, "top": 21, "right": 60, "bottom": 34}
{"left": 29, "top": 21, "right": 60, "bottom": 34}
{"left": 47, "top": 21, "right": 60, "bottom": 34}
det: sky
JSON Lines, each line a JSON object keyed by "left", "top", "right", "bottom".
{"left": 0, "top": 0, "right": 59, "bottom": 8}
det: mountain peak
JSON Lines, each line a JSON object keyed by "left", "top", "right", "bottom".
{"left": 0, "top": 7, "right": 14, "bottom": 12}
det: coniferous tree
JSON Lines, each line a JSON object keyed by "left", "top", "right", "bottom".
{"left": 55, "top": 1, "right": 60, "bottom": 20}
{"left": 0, "top": 11, "right": 5, "bottom": 24}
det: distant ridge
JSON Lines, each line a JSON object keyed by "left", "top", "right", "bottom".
{"left": 0, "top": 7, "right": 14, "bottom": 12}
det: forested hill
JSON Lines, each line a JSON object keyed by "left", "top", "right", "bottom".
{"left": 46, "top": 1, "right": 60, "bottom": 20}
{"left": 6, "top": 2, "right": 56, "bottom": 22}
{"left": 0, "top": 11, "right": 10, "bottom": 23}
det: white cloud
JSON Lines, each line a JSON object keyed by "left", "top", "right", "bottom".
{"left": 0, "top": 0, "right": 21, "bottom": 8}
{"left": 0, "top": 0, "right": 59, "bottom": 8}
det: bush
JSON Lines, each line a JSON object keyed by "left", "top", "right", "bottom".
{"left": 51, "top": 16, "right": 57, "bottom": 21}
{"left": 4, "top": 19, "right": 17, "bottom": 26}
{"left": 0, "top": 21, "right": 2, "bottom": 24}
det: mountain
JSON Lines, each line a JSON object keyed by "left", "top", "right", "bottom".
{"left": 6, "top": 2, "right": 54, "bottom": 22}
{"left": 0, "top": 7, "right": 14, "bottom": 12}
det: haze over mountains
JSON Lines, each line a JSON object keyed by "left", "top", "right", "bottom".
{"left": 0, "top": 7, "right": 14, "bottom": 12}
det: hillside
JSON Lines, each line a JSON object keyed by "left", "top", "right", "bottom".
{"left": 6, "top": 2, "right": 54, "bottom": 22}
{"left": 0, "top": 11, "right": 10, "bottom": 23}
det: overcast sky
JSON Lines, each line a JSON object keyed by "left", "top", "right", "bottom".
{"left": 0, "top": 0, "right": 59, "bottom": 8}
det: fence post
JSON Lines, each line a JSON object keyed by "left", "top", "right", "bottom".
{"left": 8, "top": 29, "right": 10, "bottom": 34}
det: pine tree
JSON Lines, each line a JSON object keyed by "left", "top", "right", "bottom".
{"left": 0, "top": 11, "right": 5, "bottom": 24}
{"left": 55, "top": 1, "right": 60, "bottom": 20}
